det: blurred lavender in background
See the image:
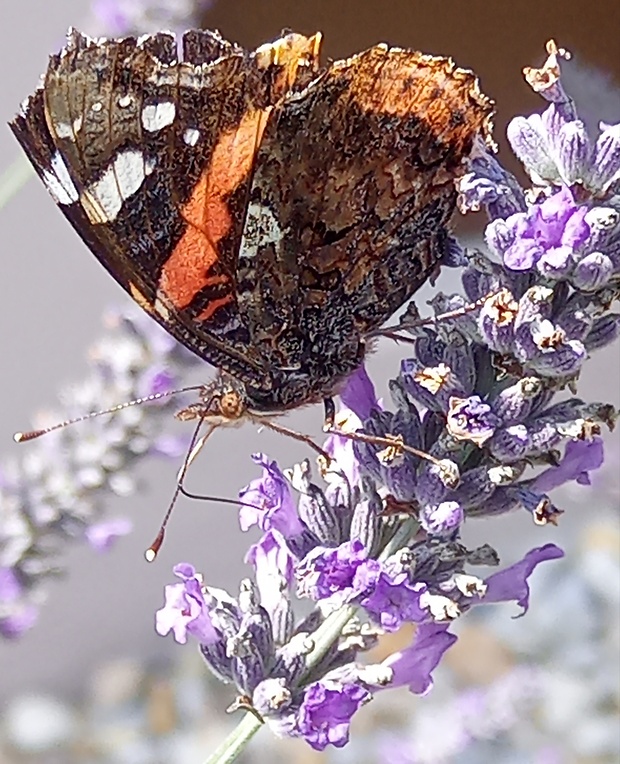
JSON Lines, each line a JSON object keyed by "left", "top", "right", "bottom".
{"left": 0, "top": 1, "right": 618, "bottom": 762}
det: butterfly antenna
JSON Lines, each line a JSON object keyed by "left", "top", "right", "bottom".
{"left": 145, "top": 419, "right": 216, "bottom": 562}
{"left": 13, "top": 385, "right": 206, "bottom": 443}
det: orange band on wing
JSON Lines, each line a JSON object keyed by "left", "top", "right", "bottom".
{"left": 159, "top": 107, "right": 272, "bottom": 310}
{"left": 195, "top": 293, "right": 235, "bottom": 321}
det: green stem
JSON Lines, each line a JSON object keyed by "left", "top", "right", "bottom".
{"left": 203, "top": 713, "right": 263, "bottom": 764}
{"left": 204, "top": 517, "right": 419, "bottom": 763}
{"left": 0, "top": 157, "right": 32, "bottom": 211}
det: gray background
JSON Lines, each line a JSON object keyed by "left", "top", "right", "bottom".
{"left": 0, "top": 0, "right": 618, "bottom": 706}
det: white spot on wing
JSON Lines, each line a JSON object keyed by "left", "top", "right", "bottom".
{"left": 53, "top": 122, "right": 73, "bottom": 139}
{"left": 118, "top": 94, "right": 132, "bottom": 108}
{"left": 91, "top": 102, "right": 102, "bottom": 113}
{"left": 239, "top": 202, "right": 283, "bottom": 260}
{"left": 42, "top": 151, "right": 79, "bottom": 205}
{"left": 183, "top": 128, "right": 200, "bottom": 146}
{"left": 141, "top": 102, "right": 176, "bottom": 132}
{"left": 80, "top": 150, "right": 155, "bottom": 224}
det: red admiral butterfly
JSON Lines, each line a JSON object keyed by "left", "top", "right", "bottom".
{"left": 11, "top": 29, "right": 493, "bottom": 417}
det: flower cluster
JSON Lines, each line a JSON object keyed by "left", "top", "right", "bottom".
{"left": 0, "top": 307, "right": 200, "bottom": 638}
{"left": 154, "top": 43, "right": 619, "bottom": 753}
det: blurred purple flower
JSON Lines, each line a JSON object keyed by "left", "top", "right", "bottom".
{"left": 85, "top": 517, "right": 133, "bottom": 552}
{"left": 534, "top": 437, "right": 605, "bottom": 492}
{"left": 0, "top": 568, "right": 38, "bottom": 639}
{"left": 155, "top": 563, "right": 219, "bottom": 645}
{"left": 91, "top": 0, "right": 214, "bottom": 36}
{"left": 484, "top": 544, "right": 564, "bottom": 614}
{"left": 238, "top": 454, "right": 304, "bottom": 537}
{"left": 296, "top": 678, "right": 371, "bottom": 750}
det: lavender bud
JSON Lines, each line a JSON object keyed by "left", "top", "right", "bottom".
{"left": 585, "top": 314, "right": 620, "bottom": 351}
{"left": 238, "top": 579, "right": 261, "bottom": 614}
{"left": 555, "top": 119, "right": 592, "bottom": 185}
{"left": 349, "top": 478, "right": 381, "bottom": 554}
{"left": 269, "top": 586, "right": 294, "bottom": 646}
{"left": 466, "top": 544, "right": 500, "bottom": 566}
{"left": 582, "top": 206, "right": 619, "bottom": 251}
{"left": 464, "top": 485, "right": 522, "bottom": 517}
{"left": 491, "top": 377, "right": 543, "bottom": 424}
{"left": 514, "top": 288, "right": 555, "bottom": 360}
{"left": 228, "top": 628, "right": 266, "bottom": 695}
{"left": 449, "top": 466, "right": 498, "bottom": 509}
{"left": 485, "top": 216, "right": 516, "bottom": 259}
{"left": 572, "top": 252, "right": 614, "bottom": 291}
{"left": 420, "top": 500, "right": 464, "bottom": 537}
{"left": 252, "top": 677, "right": 292, "bottom": 718}
{"left": 443, "top": 335, "right": 477, "bottom": 394}
{"left": 200, "top": 640, "right": 235, "bottom": 684}
{"left": 554, "top": 298, "right": 594, "bottom": 341}
{"left": 415, "top": 332, "right": 448, "bottom": 367}
{"left": 401, "top": 360, "right": 467, "bottom": 411}
{"left": 414, "top": 458, "right": 460, "bottom": 507}
{"left": 291, "top": 461, "right": 341, "bottom": 546}
{"left": 528, "top": 325, "right": 587, "bottom": 376}
{"left": 478, "top": 288, "right": 519, "bottom": 354}
{"left": 590, "top": 122, "right": 620, "bottom": 193}
{"left": 506, "top": 114, "right": 558, "bottom": 185}
{"left": 388, "top": 379, "right": 424, "bottom": 449}
{"left": 488, "top": 424, "right": 530, "bottom": 462}
{"left": 443, "top": 234, "right": 467, "bottom": 266}
{"left": 272, "top": 633, "right": 314, "bottom": 686}
{"left": 526, "top": 420, "right": 563, "bottom": 455}
{"left": 297, "top": 486, "right": 341, "bottom": 546}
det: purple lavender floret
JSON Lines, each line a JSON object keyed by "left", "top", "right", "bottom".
{"left": 294, "top": 677, "right": 371, "bottom": 750}
{"left": 486, "top": 186, "right": 590, "bottom": 275}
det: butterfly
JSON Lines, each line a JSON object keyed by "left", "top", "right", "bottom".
{"left": 11, "top": 28, "right": 493, "bottom": 416}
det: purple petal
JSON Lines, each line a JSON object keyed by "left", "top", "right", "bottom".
{"left": 85, "top": 518, "right": 133, "bottom": 553}
{"left": 239, "top": 453, "right": 304, "bottom": 537}
{"left": 340, "top": 364, "right": 379, "bottom": 420}
{"left": 534, "top": 437, "right": 605, "bottom": 492}
{"left": 155, "top": 563, "right": 219, "bottom": 645}
{"left": 381, "top": 622, "right": 457, "bottom": 695}
{"left": 560, "top": 205, "right": 590, "bottom": 249}
{"left": 246, "top": 530, "right": 296, "bottom": 616}
{"left": 296, "top": 679, "right": 371, "bottom": 750}
{"left": 484, "top": 544, "right": 564, "bottom": 614}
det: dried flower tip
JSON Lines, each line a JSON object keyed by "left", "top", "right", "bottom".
{"left": 435, "top": 459, "right": 461, "bottom": 489}
{"left": 375, "top": 436, "right": 405, "bottom": 465}
{"left": 452, "top": 573, "right": 487, "bottom": 598}
{"left": 488, "top": 464, "right": 524, "bottom": 485}
{"left": 523, "top": 39, "right": 571, "bottom": 95}
{"left": 413, "top": 363, "right": 452, "bottom": 395}
{"left": 420, "top": 592, "right": 461, "bottom": 621}
{"left": 533, "top": 497, "right": 564, "bottom": 526}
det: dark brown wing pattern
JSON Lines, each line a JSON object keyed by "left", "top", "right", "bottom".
{"left": 10, "top": 29, "right": 493, "bottom": 411}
